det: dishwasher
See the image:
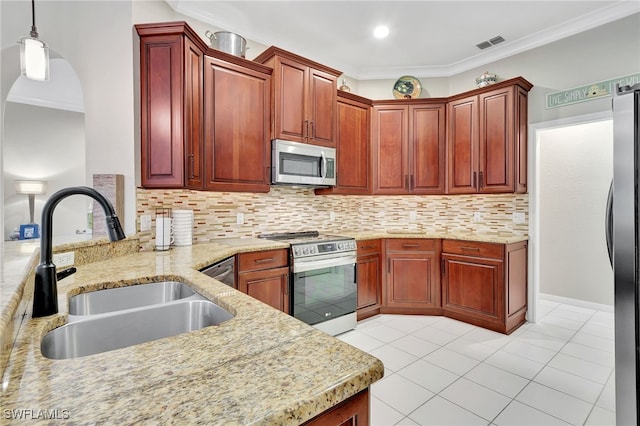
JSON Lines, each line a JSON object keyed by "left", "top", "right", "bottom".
{"left": 200, "top": 256, "right": 236, "bottom": 288}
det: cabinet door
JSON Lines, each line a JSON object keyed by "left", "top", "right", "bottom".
{"left": 479, "top": 87, "right": 514, "bottom": 193}
{"left": 238, "top": 266, "right": 290, "bottom": 313}
{"left": 302, "top": 389, "right": 369, "bottom": 426}
{"left": 372, "top": 106, "right": 409, "bottom": 194}
{"left": 273, "top": 58, "right": 307, "bottom": 143}
{"left": 410, "top": 104, "right": 446, "bottom": 194}
{"left": 357, "top": 253, "right": 381, "bottom": 310}
{"left": 515, "top": 86, "right": 528, "bottom": 193}
{"left": 442, "top": 254, "right": 504, "bottom": 325}
{"left": 203, "top": 56, "right": 271, "bottom": 192}
{"left": 184, "top": 37, "right": 204, "bottom": 189}
{"left": 140, "top": 34, "right": 185, "bottom": 188}
{"left": 335, "top": 96, "right": 370, "bottom": 193}
{"left": 308, "top": 68, "right": 337, "bottom": 146}
{"left": 447, "top": 95, "right": 479, "bottom": 194}
{"left": 386, "top": 244, "right": 440, "bottom": 309}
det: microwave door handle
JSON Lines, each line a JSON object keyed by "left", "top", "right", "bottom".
{"left": 320, "top": 152, "right": 327, "bottom": 179}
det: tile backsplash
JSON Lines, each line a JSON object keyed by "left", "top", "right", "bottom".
{"left": 137, "top": 187, "right": 528, "bottom": 251}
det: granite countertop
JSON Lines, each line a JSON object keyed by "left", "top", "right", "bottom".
{"left": 345, "top": 230, "right": 529, "bottom": 244}
{"left": 0, "top": 238, "right": 384, "bottom": 424}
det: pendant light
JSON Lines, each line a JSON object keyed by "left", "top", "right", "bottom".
{"left": 18, "top": 0, "right": 49, "bottom": 81}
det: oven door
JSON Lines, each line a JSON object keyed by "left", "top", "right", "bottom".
{"left": 291, "top": 252, "right": 357, "bottom": 326}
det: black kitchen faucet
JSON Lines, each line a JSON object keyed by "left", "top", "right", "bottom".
{"left": 32, "top": 186, "right": 126, "bottom": 317}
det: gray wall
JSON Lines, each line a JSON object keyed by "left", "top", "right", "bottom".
{"left": 538, "top": 120, "right": 614, "bottom": 305}
{"left": 3, "top": 102, "right": 86, "bottom": 238}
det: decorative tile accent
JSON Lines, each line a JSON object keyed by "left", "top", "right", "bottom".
{"left": 136, "top": 187, "right": 528, "bottom": 251}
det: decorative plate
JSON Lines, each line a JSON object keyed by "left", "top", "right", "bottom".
{"left": 393, "top": 75, "right": 422, "bottom": 99}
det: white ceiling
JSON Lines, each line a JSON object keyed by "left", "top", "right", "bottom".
{"left": 166, "top": 0, "right": 640, "bottom": 80}
{"left": 7, "top": 58, "right": 84, "bottom": 113}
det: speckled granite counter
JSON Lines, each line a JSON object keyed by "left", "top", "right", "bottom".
{"left": 342, "top": 230, "right": 528, "bottom": 244}
{"left": 0, "top": 238, "right": 384, "bottom": 424}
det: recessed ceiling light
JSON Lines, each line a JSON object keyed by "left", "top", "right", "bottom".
{"left": 373, "top": 25, "right": 389, "bottom": 39}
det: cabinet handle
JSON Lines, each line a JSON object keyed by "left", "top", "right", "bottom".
{"left": 188, "top": 154, "right": 195, "bottom": 179}
{"left": 360, "top": 244, "right": 376, "bottom": 250}
{"left": 387, "top": 258, "right": 391, "bottom": 274}
{"left": 304, "top": 120, "right": 309, "bottom": 139}
{"left": 310, "top": 121, "right": 315, "bottom": 139}
{"left": 461, "top": 246, "right": 480, "bottom": 252}
{"left": 284, "top": 275, "right": 289, "bottom": 295}
{"left": 479, "top": 171, "right": 484, "bottom": 189}
{"left": 254, "top": 258, "right": 275, "bottom": 264}
{"left": 410, "top": 175, "right": 415, "bottom": 190}
{"left": 405, "top": 175, "right": 409, "bottom": 190}
{"left": 441, "top": 259, "right": 446, "bottom": 275}
{"left": 473, "top": 171, "right": 477, "bottom": 190}
{"left": 402, "top": 244, "right": 420, "bottom": 248}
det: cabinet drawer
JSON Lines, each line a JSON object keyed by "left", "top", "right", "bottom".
{"left": 386, "top": 239, "right": 437, "bottom": 252}
{"left": 238, "top": 249, "right": 288, "bottom": 272}
{"left": 442, "top": 240, "right": 503, "bottom": 258}
{"left": 357, "top": 239, "right": 381, "bottom": 256}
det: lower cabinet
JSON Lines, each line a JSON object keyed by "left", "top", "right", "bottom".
{"left": 441, "top": 239, "right": 527, "bottom": 334}
{"left": 238, "top": 249, "right": 290, "bottom": 314}
{"left": 356, "top": 240, "right": 382, "bottom": 320}
{"left": 383, "top": 239, "right": 441, "bottom": 314}
{"left": 302, "top": 389, "right": 369, "bottom": 426}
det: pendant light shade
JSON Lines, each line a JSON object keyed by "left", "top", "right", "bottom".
{"left": 18, "top": 0, "right": 49, "bottom": 81}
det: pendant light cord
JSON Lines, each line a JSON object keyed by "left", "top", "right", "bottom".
{"left": 30, "top": 0, "right": 39, "bottom": 38}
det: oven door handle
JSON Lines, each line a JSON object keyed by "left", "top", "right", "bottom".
{"left": 293, "top": 254, "right": 357, "bottom": 273}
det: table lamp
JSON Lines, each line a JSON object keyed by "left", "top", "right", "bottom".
{"left": 15, "top": 180, "right": 47, "bottom": 239}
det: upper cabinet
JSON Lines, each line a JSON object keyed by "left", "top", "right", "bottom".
{"left": 136, "top": 22, "right": 273, "bottom": 192}
{"left": 254, "top": 47, "right": 341, "bottom": 147}
{"left": 371, "top": 100, "right": 446, "bottom": 195}
{"left": 447, "top": 78, "right": 532, "bottom": 194}
{"left": 201, "top": 56, "right": 272, "bottom": 192}
{"left": 137, "top": 23, "right": 203, "bottom": 188}
{"left": 316, "top": 91, "right": 372, "bottom": 195}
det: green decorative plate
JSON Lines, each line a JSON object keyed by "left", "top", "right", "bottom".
{"left": 393, "top": 75, "right": 422, "bottom": 99}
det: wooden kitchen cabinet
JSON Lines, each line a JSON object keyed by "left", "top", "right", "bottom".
{"left": 383, "top": 239, "right": 442, "bottom": 314}
{"left": 202, "top": 55, "right": 272, "bottom": 192}
{"left": 302, "top": 389, "right": 369, "bottom": 426}
{"left": 441, "top": 239, "right": 527, "bottom": 334}
{"left": 356, "top": 240, "right": 382, "bottom": 320}
{"left": 316, "top": 91, "right": 372, "bottom": 195}
{"left": 238, "top": 249, "right": 290, "bottom": 313}
{"left": 372, "top": 101, "right": 446, "bottom": 195}
{"left": 447, "top": 78, "right": 532, "bottom": 194}
{"left": 254, "top": 47, "right": 341, "bottom": 147}
{"left": 137, "top": 23, "right": 203, "bottom": 188}
{"left": 136, "top": 21, "right": 273, "bottom": 192}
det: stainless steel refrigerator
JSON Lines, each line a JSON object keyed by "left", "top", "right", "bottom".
{"left": 606, "top": 82, "right": 640, "bottom": 426}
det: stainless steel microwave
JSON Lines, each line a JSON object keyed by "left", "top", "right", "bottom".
{"left": 271, "top": 139, "right": 336, "bottom": 187}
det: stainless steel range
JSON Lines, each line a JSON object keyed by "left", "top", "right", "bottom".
{"left": 259, "top": 231, "right": 357, "bottom": 336}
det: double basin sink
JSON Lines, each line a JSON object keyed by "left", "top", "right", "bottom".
{"left": 41, "top": 281, "right": 234, "bottom": 360}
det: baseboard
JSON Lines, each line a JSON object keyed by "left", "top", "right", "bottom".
{"left": 538, "top": 293, "right": 614, "bottom": 313}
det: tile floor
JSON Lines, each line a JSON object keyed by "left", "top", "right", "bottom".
{"left": 337, "top": 300, "right": 616, "bottom": 425}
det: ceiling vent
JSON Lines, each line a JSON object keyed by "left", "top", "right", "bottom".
{"left": 476, "top": 35, "right": 505, "bottom": 50}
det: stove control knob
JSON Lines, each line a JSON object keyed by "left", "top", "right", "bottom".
{"left": 293, "top": 247, "right": 301, "bottom": 256}
{"left": 350, "top": 241, "right": 356, "bottom": 249}
{"left": 338, "top": 242, "right": 344, "bottom": 250}
{"left": 311, "top": 246, "right": 317, "bottom": 254}
{"left": 303, "top": 247, "right": 309, "bottom": 255}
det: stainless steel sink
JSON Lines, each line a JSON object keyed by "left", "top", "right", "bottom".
{"left": 69, "top": 281, "right": 196, "bottom": 315}
{"left": 42, "top": 299, "right": 233, "bottom": 359}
